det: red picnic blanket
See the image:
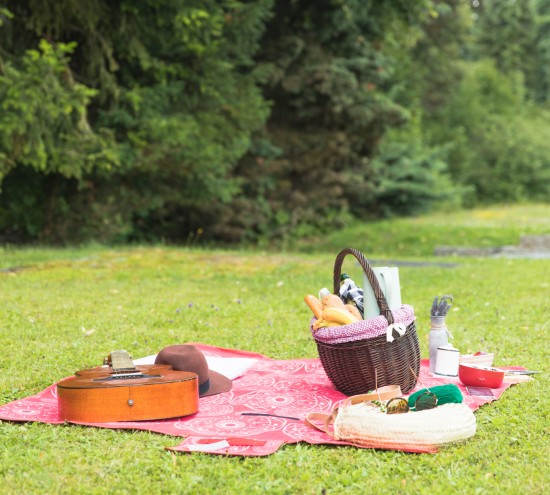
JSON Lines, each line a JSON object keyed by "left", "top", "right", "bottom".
{"left": 0, "top": 344, "right": 525, "bottom": 456}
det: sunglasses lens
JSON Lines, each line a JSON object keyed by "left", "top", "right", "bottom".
{"left": 386, "top": 398, "right": 409, "bottom": 414}
{"left": 415, "top": 392, "right": 438, "bottom": 411}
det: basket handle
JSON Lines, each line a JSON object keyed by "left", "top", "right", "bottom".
{"left": 333, "top": 247, "right": 394, "bottom": 325}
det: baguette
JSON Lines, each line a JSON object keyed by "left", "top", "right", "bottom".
{"left": 304, "top": 294, "right": 323, "bottom": 319}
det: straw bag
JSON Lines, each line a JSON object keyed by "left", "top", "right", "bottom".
{"left": 305, "top": 393, "right": 477, "bottom": 453}
{"left": 312, "top": 248, "right": 421, "bottom": 395}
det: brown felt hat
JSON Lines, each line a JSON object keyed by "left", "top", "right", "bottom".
{"left": 155, "top": 345, "right": 232, "bottom": 397}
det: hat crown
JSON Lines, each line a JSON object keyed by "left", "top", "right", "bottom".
{"left": 155, "top": 345, "right": 209, "bottom": 384}
{"left": 154, "top": 344, "right": 232, "bottom": 397}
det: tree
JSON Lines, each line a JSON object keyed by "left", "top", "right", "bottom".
{"left": 473, "top": 0, "right": 538, "bottom": 96}
{"left": 0, "top": 0, "right": 273, "bottom": 242}
{"left": 204, "top": 0, "right": 451, "bottom": 242}
{"left": 534, "top": 0, "right": 550, "bottom": 102}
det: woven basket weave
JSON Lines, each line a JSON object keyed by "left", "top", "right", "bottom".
{"left": 314, "top": 248, "right": 421, "bottom": 395}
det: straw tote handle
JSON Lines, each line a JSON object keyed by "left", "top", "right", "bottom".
{"left": 345, "top": 385, "right": 402, "bottom": 405}
{"left": 333, "top": 247, "right": 394, "bottom": 325}
{"left": 304, "top": 410, "right": 338, "bottom": 438}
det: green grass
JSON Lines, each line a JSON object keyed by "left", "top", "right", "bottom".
{"left": 293, "top": 203, "right": 550, "bottom": 257}
{"left": 1, "top": 204, "right": 549, "bottom": 494}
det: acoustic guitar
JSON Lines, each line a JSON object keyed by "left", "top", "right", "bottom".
{"left": 57, "top": 350, "right": 199, "bottom": 422}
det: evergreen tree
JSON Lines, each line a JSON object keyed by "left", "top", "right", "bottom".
{"left": 0, "top": 0, "right": 273, "bottom": 242}
{"left": 206, "top": 0, "right": 445, "bottom": 242}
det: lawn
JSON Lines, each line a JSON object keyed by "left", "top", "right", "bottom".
{"left": 1, "top": 204, "right": 549, "bottom": 494}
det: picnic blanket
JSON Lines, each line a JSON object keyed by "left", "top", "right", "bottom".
{"left": 0, "top": 343, "right": 526, "bottom": 456}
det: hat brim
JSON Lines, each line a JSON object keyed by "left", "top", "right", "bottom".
{"left": 200, "top": 369, "right": 232, "bottom": 397}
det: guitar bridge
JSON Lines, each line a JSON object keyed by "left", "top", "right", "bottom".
{"left": 94, "top": 373, "right": 161, "bottom": 381}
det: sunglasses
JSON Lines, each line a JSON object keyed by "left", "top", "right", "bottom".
{"left": 385, "top": 390, "right": 438, "bottom": 414}
{"left": 374, "top": 367, "right": 438, "bottom": 414}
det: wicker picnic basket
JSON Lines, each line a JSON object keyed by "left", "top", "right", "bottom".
{"left": 313, "top": 248, "right": 421, "bottom": 396}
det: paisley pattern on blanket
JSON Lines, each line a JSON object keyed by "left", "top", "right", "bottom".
{"left": 0, "top": 344, "right": 522, "bottom": 456}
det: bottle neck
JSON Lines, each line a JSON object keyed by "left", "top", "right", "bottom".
{"left": 430, "top": 317, "right": 453, "bottom": 339}
{"left": 430, "top": 316, "right": 447, "bottom": 328}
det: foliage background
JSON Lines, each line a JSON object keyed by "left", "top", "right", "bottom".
{"left": 0, "top": 0, "right": 549, "bottom": 245}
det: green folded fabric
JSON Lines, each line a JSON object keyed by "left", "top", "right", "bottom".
{"left": 408, "top": 383, "right": 463, "bottom": 410}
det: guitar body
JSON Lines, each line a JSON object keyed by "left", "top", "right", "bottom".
{"left": 57, "top": 353, "right": 199, "bottom": 422}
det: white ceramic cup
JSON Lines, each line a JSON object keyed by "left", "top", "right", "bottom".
{"left": 434, "top": 344, "right": 460, "bottom": 377}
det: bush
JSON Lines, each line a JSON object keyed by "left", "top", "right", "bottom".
{"left": 428, "top": 60, "right": 550, "bottom": 204}
{"left": 346, "top": 124, "right": 461, "bottom": 218}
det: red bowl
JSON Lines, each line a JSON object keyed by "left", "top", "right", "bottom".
{"left": 458, "top": 363, "right": 505, "bottom": 388}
